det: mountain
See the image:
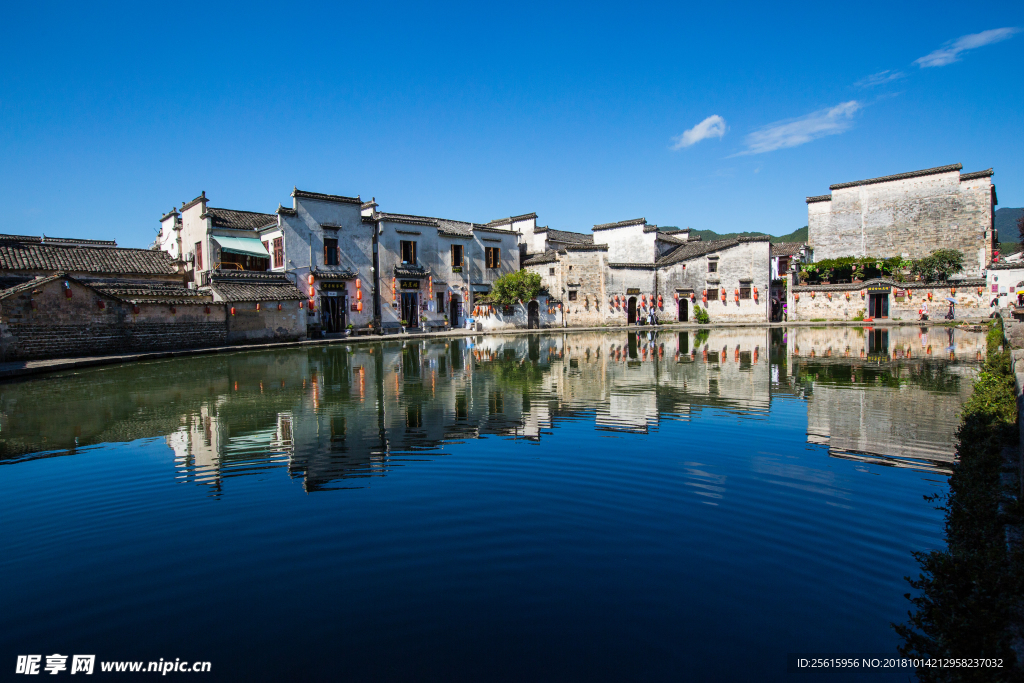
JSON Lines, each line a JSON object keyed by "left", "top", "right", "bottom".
{"left": 683, "top": 226, "right": 808, "bottom": 243}
{"left": 994, "top": 208, "right": 1023, "bottom": 256}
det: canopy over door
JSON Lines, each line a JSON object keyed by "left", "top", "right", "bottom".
{"left": 212, "top": 236, "right": 270, "bottom": 258}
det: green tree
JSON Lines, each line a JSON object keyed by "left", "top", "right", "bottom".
{"left": 490, "top": 270, "right": 542, "bottom": 306}
{"left": 911, "top": 249, "right": 964, "bottom": 282}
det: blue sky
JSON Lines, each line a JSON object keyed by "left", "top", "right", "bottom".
{"left": 1, "top": 1, "right": 1021, "bottom": 248}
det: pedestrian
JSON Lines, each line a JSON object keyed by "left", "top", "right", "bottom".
{"left": 918, "top": 300, "right": 928, "bottom": 321}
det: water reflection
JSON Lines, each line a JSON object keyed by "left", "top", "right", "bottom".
{"left": 0, "top": 326, "right": 986, "bottom": 489}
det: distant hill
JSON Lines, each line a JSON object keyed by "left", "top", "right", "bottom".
{"left": 684, "top": 226, "right": 808, "bottom": 243}
{"left": 994, "top": 208, "right": 1023, "bottom": 256}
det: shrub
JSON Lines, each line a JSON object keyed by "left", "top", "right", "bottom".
{"left": 490, "top": 270, "right": 542, "bottom": 306}
{"left": 693, "top": 304, "right": 710, "bottom": 324}
{"left": 911, "top": 249, "right": 964, "bottom": 282}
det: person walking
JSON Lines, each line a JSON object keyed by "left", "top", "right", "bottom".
{"left": 918, "top": 300, "right": 928, "bottom": 321}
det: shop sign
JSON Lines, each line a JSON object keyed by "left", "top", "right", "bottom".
{"left": 626, "top": 288, "right": 641, "bottom": 295}
{"left": 321, "top": 282, "right": 347, "bottom": 291}
{"left": 866, "top": 284, "right": 891, "bottom": 293}
{"left": 400, "top": 280, "right": 420, "bottom": 289}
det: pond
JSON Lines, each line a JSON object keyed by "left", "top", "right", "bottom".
{"left": 0, "top": 326, "right": 987, "bottom": 680}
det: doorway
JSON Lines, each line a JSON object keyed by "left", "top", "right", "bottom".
{"left": 323, "top": 295, "right": 346, "bottom": 333}
{"left": 449, "top": 295, "right": 462, "bottom": 327}
{"left": 869, "top": 293, "right": 889, "bottom": 319}
{"left": 628, "top": 296, "right": 637, "bottom": 324}
{"left": 528, "top": 301, "right": 540, "bottom": 329}
{"left": 678, "top": 298, "right": 688, "bottom": 322}
{"left": 401, "top": 292, "right": 419, "bottom": 328}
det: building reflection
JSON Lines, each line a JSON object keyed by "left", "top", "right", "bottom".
{"left": 0, "top": 326, "right": 987, "bottom": 489}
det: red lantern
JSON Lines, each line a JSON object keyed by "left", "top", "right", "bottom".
{"left": 64, "top": 288, "right": 72, "bottom": 299}
{"left": 308, "top": 299, "right": 316, "bottom": 311}
{"left": 950, "top": 287, "right": 956, "bottom": 295}
{"left": 357, "top": 301, "right": 363, "bottom": 312}
{"left": 927, "top": 292, "right": 932, "bottom": 300}
{"left": 753, "top": 287, "right": 758, "bottom": 300}
{"left": 133, "top": 305, "right": 140, "bottom": 314}
{"left": 97, "top": 300, "right": 105, "bottom": 310}
{"left": 256, "top": 303, "right": 261, "bottom": 312}
{"left": 690, "top": 292, "right": 696, "bottom": 302}
{"left": 307, "top": 274, "right": 315, "bottom": 286}
{"left": 355, "top": 278, "right": 361, "bottom": 289}
{"left": 658, "top": 295, "right": 663, "bottom": 308}
{"left": 277, "top": 303, "right": 282, "bottom": 311}
{"left": 721, "top": 290, "right": 726, "bottom": 301}
{"left": 170, "top": 306, "right": 177, "bottom": 315}
{"left": 795, "top": 293, "right": 799, "bottom": 301}
{"left": 734, "top": 288, "right": 739, "bottom": 302}
{"left": 356, "top": 289, "right": 362, "bottom": 300}
{"left": 299, "top": 301, "right": 304, "bottom": 309}
{"left": 674, "top": 292, "right": 679, "bottom": 301}
{"left": 204, "top": 305, "right": 210, "bottom": 314}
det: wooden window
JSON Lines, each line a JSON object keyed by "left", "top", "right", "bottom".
{"left": 485, "top": 247, "right": 500, "bottom": 269}
{"left": 708, "top": 260, "right": 717, "bottom": 273}
{"left": 568, "top": 290, "right": 578, "bottom": 301}
{"left": 401, "top": 240, "right": 417, "bottom": 264}
{"left": 739, "top": 286, "right": 751, "bottom": 299}
{"left": 707, "top": 288, "right": 718, "bottom": 300}
{"left": 273, "top": 237, "right": 284, "bottom": 269}
{"left": 436, "top": 292, "right": 444, "bottom": 312}
{"left": 451, "top": 244, "right": 463, "bottom": 267}
{"left": 549, "top": 268, "right": 555, "bottom": 275}
{"left": 194, "top": 242, "right": 203, "bottom": 270}
{"left": 324, "top": 237, "right": 339, "bottom": 266}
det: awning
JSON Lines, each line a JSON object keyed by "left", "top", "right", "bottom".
{"left": 212, "top": 236, "right": 270, "bottom": 258}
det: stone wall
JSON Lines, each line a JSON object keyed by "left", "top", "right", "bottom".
{"left": 225, "top": 301, "right": 306, "bottom": 344}
{"left": 786, "top": 324, "right": 988, "bottom": 362}
{"left": 807, "top": 167, "right": 995, "bottom": 277}
{"left": 0, "top": 278, "right": 228, "bottom": 361}
{"left": 787, "top": 279, "right": 990, "bottom": 321}
{"left": 660, "top": 240, "right": 771, "bottom": 323}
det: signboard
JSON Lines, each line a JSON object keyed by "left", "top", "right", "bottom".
{"left": 626, "top": 288, "right": 641, "bottom": 295}
{"left": 400, "top": 280, "right": 420, "bottom": 289}
{"left": 321, "top": 282, "right": 348, "bottom": 291}
{"left": 326, "top": 291, "right": 339, "bottom": 297}
{"left": 350, "top": 304, "right": 359, "bottom": 312}
{"left": 866, "top": 284, "right": 891, "bottom": 293}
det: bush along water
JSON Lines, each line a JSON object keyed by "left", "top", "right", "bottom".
{"left": 894, "top": 318, "right": 1023, "bottom": 681}
{"left": 693, "top": 304, "right": 710, "bottom": 324}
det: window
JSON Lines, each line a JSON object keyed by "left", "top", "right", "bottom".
{"left": 401, "top": 240, "right": 417, "bottom": 264}
{"left": 194, "top": 242, "right": 203, "bottom": 270}
{"left": 549, "top": 268, "right": 555, "bottom": 275}
{"left": 451, "top": 244, "right": 463, "bottom": 267}
{"left": 324, "top": 237, "right": 339, "bottom": 266}
{"left": 436, "top": 292, "right": 444, "bottom": 312}
{"left": 485, "top": 247, "right": 500, "bottom": 269}
{"left": 708, "top": 260, "right": 718, "bottom": 273}
{"left": 568, "top": 290, "right": 578, "bottom": 301}
{"left": 740, "top": 286, "right": 751, "bottom": 299}
{"left": 273, "top": 238, "right": 284, "bottom": 269}
{"left": 707, "top": 288, "right": 718, "bottom": 300}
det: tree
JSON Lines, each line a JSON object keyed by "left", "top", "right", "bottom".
{"left": 490, "top": 270, "right": 542, "bottom": 306}
{"left": 911, "top": 249, "right": 964, "bottom": 282}
{"left": 1017, "top": 211, "right": 1024, "bottom": 247}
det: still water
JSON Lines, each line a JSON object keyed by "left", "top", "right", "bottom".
{"left": 0, "top": 326, "right": 986, "bottom": 681}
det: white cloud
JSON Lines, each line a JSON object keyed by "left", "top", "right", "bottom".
{"left": 671, "top": 115, "right": 727, "bottom": 150}
{"left": 737, "top": 101, "right": 861, "bottom": 156}
{"left": 854, "top": 70, "right": 905, "bottom": 88}
{"left": 914, "top": 27, "right": 1020, "bottom": 67}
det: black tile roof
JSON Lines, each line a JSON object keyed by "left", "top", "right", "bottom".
{"left": 771, "top": 242, "right": 805, "bottom": 257}
{"left": 206, "top": 272, "right": 305, "bottom": 302}
{"left": 312, "top": 269, "right": 357, "bottom": 280}
{"left": 486, "top": 212, "right": 538, "bottom": 226}
{"left": 0, "top": 273, "right": 66, "bottom": 299}
{"left": 0, "top": 242, "right": 178, "bottom": 275}
{"left": 292, "top": 188, "right": 362, "bottom": 205}
{"left": 522, "top": 250, "right": 559, "bottom": 266}
{"left": 394, "top": 264, "right": 432, "bottom": 278}
{"left": 593, "top": 218, "right": 645, "bottom": 231}
{"left": 655, "top": 235, "right": 769, "bottom": 268}
{"left": 546, "top": 229, "right": 593, "bottom": 245}
{"left": 92, "top": 282, "right": 208, "bottom": 302}
{"left": 987, "top": 261, "right": 1024, "bottom": 271}
{"left": 961, "top": 169, "right": 994, "bottom": 181}
{"left": 793, "top": 277, "right": 985, "bottom": 291}
{"left": 564, "top": 244, "right": 608, "bottom": 252}
{"left": 277, "top": 205, "right": 298, "bottom": 216}
{"left": 806, "top": 195, "right": 832, "bottom": 203}
{"left": 828, "top": 163, "right": 962, "bottom": 190}
{"left": 204, "top": 207, "right": 278, "bottom": 231}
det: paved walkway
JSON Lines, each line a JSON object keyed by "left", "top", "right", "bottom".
{"left": 0, "top": 317, "right": 993, "bottom": 383}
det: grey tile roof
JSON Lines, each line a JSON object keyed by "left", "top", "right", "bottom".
{"left": 394, "top": 264, "right": 432, "bottom": 278}
{"left": 828, "top": 163, "right": 962, "bottom": 190}
{"left": 0, "top": 242, "right": 178, "bottom": 275}
{"left": 292, "top": 188, "right": 362, "bottom": 205}
{"left": 655, "top": 233, "right": 686, "bottom": 245}
{"left": 43, "top": 236, "right": 117, "bottom": 247}
{"left": 0, "top": 234, "right": 43, "bottom": 244}
{"left": 655, "top": 235, "right": 769, "bottom": 268}
{"left": 486, "top": 212, "right": 538, "bottom": 226}
{"left": 204, "top": 207, "right": 278, "bottom": 231}
{"left": 206, "top": 272, "right": 305, "bottom": 302}
{"left": 793, "top": 277, "right": 985, "bottom": 292}
{"left": 437, "top": 220, "right": 475, "bottom": 237}
{"left": 771, "top": 242, "right": 805, "bottom": 257}
{"left": 91, "top": 282, "right": 208, "bottom": 302}
{"left": 806, "top": 195, "right": 833, "bottom": 203}
{"left": 546, "top": 229, "right": 593, "bottom": 245}
{"left": 0, "top": 273, "right": 66, "bottom": 299}
{"left": 987, "top": 261, "right": 1024, "bottom": 271}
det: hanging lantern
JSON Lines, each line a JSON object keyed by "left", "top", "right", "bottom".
{"left": 861, "top": 290, "right": 866, "bottom": 299}
{"left": 845, "top": 292, "right": 850, "bottom": 300}
{"left": 950, "top": 287, "right": 956, "bottom": 295}
{"left": 204, "top": 305, "right": 210, "bottom": 314}
{"left": 658, "top": 295, "right": 663, "bottom": 308}
{"left": 734, "top": 347, "right": 740, "bottom": 362}
{"left": 355, "top": 278, "right": 361, "bottom": 290}
{"left": 357, "top": 301, "right": 363, "bottom": 312}
{"left": 753, "top": 287, "right": 758, "bottom": 300}
{"left": 231, "top": 306, "right": 236, "bottom": 316}
{"left": 690, "top": 292, "right": 696, "bottom": 302}
{"left": 277, "top": 303, "right": 282, "bottom": 311}
{"left": 97, "top": 300, "right": 105, "bottom": 310}
{"left": 256, "top": 303, "right": 261, "bottom": 312}
{"left": 299, "top": 301, "right": 304, "bottom": 309}
{"left": 734, "top": 288, "right": 740, "bottom": 302}
{"left": 674, "top": 292, "right": 679, "bottom": 301}
{"left": 392, "top": 277, "right": 397, "bottom": 299}
{"left": 133, "top": 305, "right": 141, "bottom": 314}
{"left": 827, "top": 292, "right": 832, "bottom": 300}
{"left": 978, "top": 287, "right": 983, "bottom": 295}
{"left": 811, "top": 291, "right": 816, "bottom": 298}
{"left": 720, "top": 290, "right": 726, "bottom": 301}
{"left": 927, "top": 292, "right": 933, "bottom": 300}
{"left": 307, "top": 274, "right": 315, "bottom": 286}
{"left": 170, "top": 306, "right": 177, "bottom": 315}
{"left": 795, "top": 293, "right": 800, "bottom": 301}
{"left": 641, "top": 294, "right": 647, "bottom": 305}
{"left": 753, "top": 347, "right": 758, "bottom": 363}
{"left": 309, "top": 299, "right": 316, "bottom": 311}
{"left": 356, "top": 289, "right": 362, "bottom": 300}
